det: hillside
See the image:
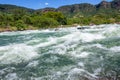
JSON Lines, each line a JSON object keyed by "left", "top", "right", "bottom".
{"left": 34, "top": 0, "right": 120, "bottom": 17}
{"left": 57, "top": 0, "right": 120, "bottom": 17}
{"left": 0, "top": 0, "right": 120, "bottom": 16}
{"left": 0, "top": 4, "right": 34, "bottom": 14}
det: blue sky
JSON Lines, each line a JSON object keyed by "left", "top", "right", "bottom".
{"left": 0, "top": 0, "right": 112, "bottom": 9}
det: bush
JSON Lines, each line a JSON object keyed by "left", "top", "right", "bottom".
{"left": 15, "top": 20, "right": 27, "bottom": 30}
{"left": 32, "top": 16, "right": 59, "bottom": 28}
{"left": 43, "top": 12, "right": 67, "bottom": 25}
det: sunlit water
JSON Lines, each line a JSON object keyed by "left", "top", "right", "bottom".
{"left": 0, "top": 24, "right": 120, "bottom": 80}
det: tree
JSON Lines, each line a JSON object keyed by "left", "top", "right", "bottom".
{"left": 13, "top": 9, "right": 27, "bottom": 20}
{"left": 22, "top": 15, "right": 32, "bottom": 24}
{"left": 15, "top": 20, "right": 27, "bottom": 30}
{"left": 31, "top": 16, "right": 59, "bottom": 28}
{"left": 43, "top": 11, "right": 67, "bottom": 25}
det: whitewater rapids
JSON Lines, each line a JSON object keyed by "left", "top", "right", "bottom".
{"left": 0, "top": 24, "right": 120, "bottom": 80}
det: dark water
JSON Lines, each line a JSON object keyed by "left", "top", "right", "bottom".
{"left": 0, "top": 24, "right": 120, "bottom": 80}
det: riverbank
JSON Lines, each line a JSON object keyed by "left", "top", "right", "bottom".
{"left": 0, "top": 23, "right": 119, "bottom": 33}
{"left": 0, "top": 25, "right": 74, "bottom": 32}
{"left": 0, "top": 26, "right": 39, "bottom": 32}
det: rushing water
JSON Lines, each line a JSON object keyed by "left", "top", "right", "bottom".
{"left": 0, "top": 24, "right": 120, "bottom": 80}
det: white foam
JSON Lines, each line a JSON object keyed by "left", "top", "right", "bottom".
{"left": 79, "top": 52, "right": 91, "bottom": 58}
{"left": 26, "top": 39, "right": 42, "bottom": 45}
{"left": 26, "top": 61, "right": 39, "bottom": 67}
{"left": 78, "top": 62, "right": 84, "bottom": 67}
{"left": 67, "top": 68, "right": 97, "bottom": 80}
{"left": 69, "top": 68, "right": 86, "bottom": 74}
{"left": 79, "top": 44, "right": 107, "bottom": 51}
{"left": 5, "top": 73, "right": 18, "bottom": 80}
{"left": 58, "top": 27, "right": 78, "bottom": 32}
{"left": 110, "top": 46, "right": 120, "bottom": 52}
{"left": 0, "top": 44, "right": 38, "bottom": 64}
{"left": 71, "top": 52, "right": 91, "bottom": 58}
{"left": 35, "top": 37, "right": 57, "bottom": 48}
{"left": 50, "top": 44, "right": 68, "bottom": 55}
{"left": 102, "top": 24, "right": 120, "bottom": 37}
{"left": 35, "top": 32, "right": 80, "bottom": 48}
{"left": 90, "top": 44, "right": 107, "bottom": 50}
{"left": 79, "top": 33, "right": 105, "bottom": 42}
{"left": 40, "top": 29, "right": 55, "bottom": 33}
{"left": 0, "top": 30, "right": 39, "bottom": 36}
{"left": 93, "top": 68, "right": 102, "bottom": 75}
{"left": 59, "top": 32, "right": 80, "bottom": 41}
{"left": 0, "top": 67, "right": 16, "bottom": 76}
{"left": 0, "top": 29, "right": 55, "bottom": 36}
{"left": 44, "top": 56, "right": 58, "bottom": 63}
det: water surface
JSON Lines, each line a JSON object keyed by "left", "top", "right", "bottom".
{"left": 0, "top": 24, "right": 120, "bottom": 80}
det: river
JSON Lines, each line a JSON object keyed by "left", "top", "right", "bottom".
{"left": 0, "top": 24, "right": 120, "bottom": 80}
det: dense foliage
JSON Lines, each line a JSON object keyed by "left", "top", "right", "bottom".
{"left": 0, "top": 0, "right": 120, "bottom": 31}
{"left": 0, "top": 11, "right": 67, "bottom": 31}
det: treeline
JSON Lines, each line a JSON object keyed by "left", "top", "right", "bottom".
{"left": 0, "top": 10, "right": 67, "bottom": 31}
{"left": 67, "top": 12, "right": 120, "bottom": 25}
{"left": 1, "top": 10, "right": 120, "bottom": 31}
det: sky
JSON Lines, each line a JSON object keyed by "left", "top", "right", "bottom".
{"left": 0, "top": 0, "right": 112, "bottom": 9}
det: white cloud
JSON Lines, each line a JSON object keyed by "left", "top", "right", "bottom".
{"left": 45, "top": 3, "right": 49, "bottom": 6}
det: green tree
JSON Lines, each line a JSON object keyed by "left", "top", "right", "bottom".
{"left": 15, "top": 20, "right": 27, "bottom": 30}
{"left": 22, "top": 15, "right": 32, "bottom": 24}
{"left": 43, "top": 11, "right": 67, "bottom": 25}
{"left": 13, "top": 9, "right": 27, "bottom": 20}
{"left": 31, "top": 16, "right": 59, "bottom": 28}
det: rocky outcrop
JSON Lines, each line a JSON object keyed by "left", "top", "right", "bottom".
{"left": 111, "top": 0, "right": 120, "bottom": 9}
{"left": 57, "top": 3, "right": 96, "bottom": 14}
{"left": 37, "top": 7, "right": 56, "bottom": 12}
{"left": 96, "top": 1, "right": 111, "bottom": 9}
